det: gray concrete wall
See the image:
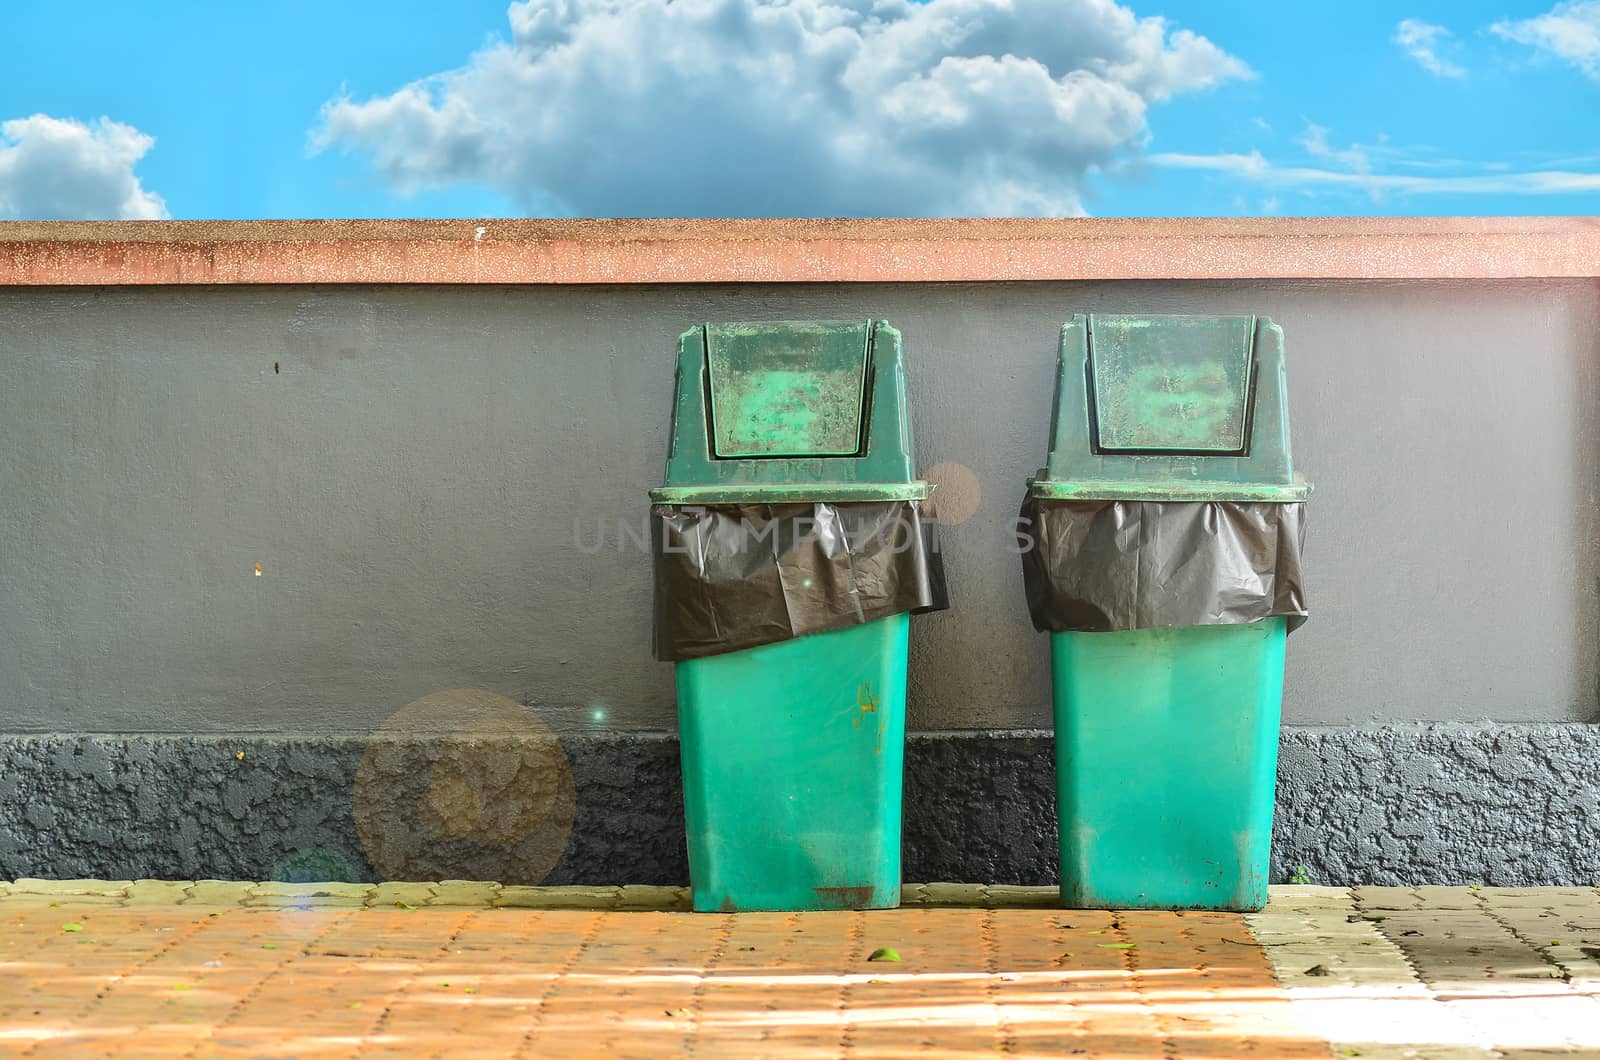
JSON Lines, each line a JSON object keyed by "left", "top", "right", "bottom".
{"left": 3, "top": 280, "right": 1598, "bottom": 735}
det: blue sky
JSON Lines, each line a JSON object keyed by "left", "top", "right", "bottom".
{"left": 1, "top": 0, "right": 1597, "bottom": 219}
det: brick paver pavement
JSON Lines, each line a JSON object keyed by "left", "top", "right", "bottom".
{"left": 1248, "top": 885, "right": 1600, "bottom": 1060}
{"left": 6, "top": 881, "right": 1600, "bottom": 1058}
{"left": 0, "top": 883, "right": 1324, "bottom": 1059}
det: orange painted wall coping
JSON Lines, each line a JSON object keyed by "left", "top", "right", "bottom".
{"left": 2, "top": 217, "right": 1598, "bottom": 285}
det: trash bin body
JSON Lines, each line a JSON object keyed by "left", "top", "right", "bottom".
{"left": 1052, "top": 618, "right": 1286, "bottom": 910}
{"left": 677, "top": 614, "right": 909, "bottom": 912}
{"left": 1022, "top": 314, "right": 1310, "bottom": 912}
{"left": 651, "top": 321, "right": 943, "bottom": 912}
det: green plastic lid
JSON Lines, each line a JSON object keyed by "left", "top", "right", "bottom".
{"left": 706, "top": 321, "right": 870, "bottom": 458}
{"left": 652, "top": 320, "right": 928, "bottom": 505}
{"left": 1090, "top": 315, "right": 1254, "bottom": 454}
{"left": 1031, "top": 313, "right": 1310, "bottom": 502}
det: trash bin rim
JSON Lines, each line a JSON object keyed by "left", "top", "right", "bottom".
{"left": 651, "top": 481, "right": 932, "bottom": 504}
{"left": 1026, "top": 477, "right": 1310, "bottom": 503}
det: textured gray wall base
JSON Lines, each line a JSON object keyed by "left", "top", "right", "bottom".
{"left": 2, "top": 724, "right": 1595, "bottom": 886}
{"left": 0, "top": 733, "right": 685, "bottom": 886}
{"left": 1273, "top": 724, "right": 1600, "bottom": 887}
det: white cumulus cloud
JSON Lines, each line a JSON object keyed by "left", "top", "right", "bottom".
{"left": 1492, "top": 1, "right": 1600, "bottom": 79}
{"left": 313, "top": 0, "right": 1251, "bottom": 217}
{"left": 0, "top": 114, "right": 169, "bottom": 220}
{"left": 1393, "top": 18, "right": 1465, "bottom": 77}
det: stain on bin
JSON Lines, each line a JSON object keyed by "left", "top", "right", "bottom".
{"left": 815, "top": 885, "right": 876, "bottom": 909}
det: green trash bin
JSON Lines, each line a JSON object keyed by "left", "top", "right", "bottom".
{"left": 1020, "top": 314, "right": 1311, "bottom": 911}
{"left": 651, "top": 320, "right": 945, "bottom": 912}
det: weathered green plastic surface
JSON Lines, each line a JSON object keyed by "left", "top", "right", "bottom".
{"left": 707, "top": 321, "right": 870, "bottom": 458}
{"left": 1090, "top": 315, "right": 1253, "bottom": 453}
{"left": 1032, "top": 314, "right": 1310, "bottom": 502}
{"left": 675, "top": 614, "right": 908, "bottom": 912}
{"left": 1052, "top": 619, "right": 1286, "bottom": 912}
{"left": 652, "top": 320, "right": 926, "bottom": 504}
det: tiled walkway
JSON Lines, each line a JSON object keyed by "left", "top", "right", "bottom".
{"left": 1248, "top": 885, "right": 1600, "bottom": 1060}
{"left": 1, "top": 881, "right": 1598, "bottom": 1058}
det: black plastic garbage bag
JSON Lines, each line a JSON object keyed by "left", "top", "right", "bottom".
{"left": 653, "top": 500, "right": 948, "bottom": 662}
{"left": 1019, "top": 497, "right": 1306, "bottom": 634}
